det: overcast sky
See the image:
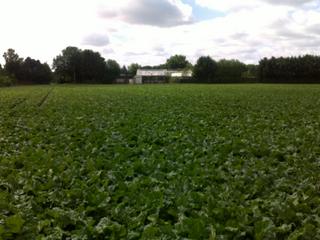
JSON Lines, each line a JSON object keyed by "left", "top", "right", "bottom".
{"left": 0, "top": 0, "right": 319, "bottom": 66}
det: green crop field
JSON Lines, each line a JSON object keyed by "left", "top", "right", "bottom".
{"left": 1, "top": 84, "right": 320, "bottom": 239}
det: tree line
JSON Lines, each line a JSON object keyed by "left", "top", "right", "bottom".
{"left": 53, "top": 47, "right": 121, "bottom": 84}
{"left": 1, "top": 49, "right": 52, "bottom": 86}
{"left": 167, "top": 55, "right": 257, "bottom": 83}
{"left": 259, "top": 55, "right": 320, "bottom": 83}
{"left": 1, "top": 47, "right": 320, "bottom": 86}
{"left": 127, "top": 55, "right": 256, "bottom": 83}
{"left": 0, "top": 47, "right": 122, "bottom": 86}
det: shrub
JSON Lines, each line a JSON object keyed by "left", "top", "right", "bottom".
{"left": 0, "top": 74, "right": 15, "bottom": 87}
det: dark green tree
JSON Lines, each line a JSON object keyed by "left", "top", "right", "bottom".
{"left": 53, "top": 47, "right": 120, "bottom": 84}
{"left": 242, "top": 64, "right": 258, "bottom": 82}
{"left": 120, "top": 66, "right": 128, "bottom": 82}
{"left": 258, "top": 55, "right": 320, "bottom": 83}
{"left": 19, "top": 57, "right": 52, "bottom": 84}
{"left": 121, "top": 65, "right": 128, "bottom": 75}
{"left": 128, "top": 63, "right": 141, "bottom": 77}
{"left": 166, "top": 55, "right": 190, "bottom": 69}
{"left": 193, "top": 56, "right": 217, "bottom": 83}
{"left": 3, "top": 48, "right": 23, "bottom": 78}
{"left": 52, "top": 47, "right": 82, "bottom": 83}
{"left": 105, "top": 59, "right": 121, "bottom": 83}
{"left": 0, "top": 63, "right": 15, "bottom": 87}
{"left": 78, "top": 49, "right": 108, "bottom": 83}
{"left": 216, "top": 59, "right": 247, "bottom": 83}
{"left": 2, "top": 49, "right": 52, "bottom": 84}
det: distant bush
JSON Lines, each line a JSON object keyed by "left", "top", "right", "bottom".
{"left": 216, "top": 59, "right": 247, "bottom": 83}
{"left": 241, "top": 64, "right": 259, "bottom": 82}
{"left": 0, "top": 74, "right": 15, "bottom": 87}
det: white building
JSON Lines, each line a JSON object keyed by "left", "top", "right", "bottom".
{"left": 134, "top": 69, "right": 192, "bottom": 84}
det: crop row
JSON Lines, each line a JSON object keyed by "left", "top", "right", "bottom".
{"left": 1, "top": 85, "right": 320, "bottom": 239}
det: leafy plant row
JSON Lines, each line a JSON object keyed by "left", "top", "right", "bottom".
{"left": 1, "top": 85, "right": 320, "bottom": 239}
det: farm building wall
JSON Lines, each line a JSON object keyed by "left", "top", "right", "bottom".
{"left": 133, "top": 69, "right": 192, "bottom": 84}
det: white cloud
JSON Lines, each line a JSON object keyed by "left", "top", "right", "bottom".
{"left": 262, "top": 0, "right": 316, "bottom": 7}
{"left": 195, "top": 0, "right": 259, "bottom": 12}
{"left": 195, "top": 0, "right": 317, "bottom": 12}
{"left": 99, "top": 0, "right": 193, "bottom": 27}
{"left": 0, "top": 0, "right": 319, "bottom": 67}
{"left": 83, "top": 34, "right": 110, "bottom": 47}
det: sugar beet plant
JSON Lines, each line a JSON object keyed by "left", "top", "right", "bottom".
{"left": 1, "top": 84, "right": 320, "bottom": 239}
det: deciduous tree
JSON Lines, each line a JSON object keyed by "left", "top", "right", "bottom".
{"left": 166, "top": 55, "right": 190, "bottom": 70}
{"left": 216, "top": 59, "right": 247, "bottom": 83}
{"left": 128, "top": 63, "right": 141, "bottom": 77}
{"left": 53, "top": 47, "right": 82, "bottom": 83}
{"left": 105, "top": 59, "right": 121, "bottom": 83}
{"left": 19, "top": 57, "right": 52, "bottom": 84}
{"left": 193, "top": 56, "right": 217, "bottom": 83}
{"left": 3, "top": 48, "right": 23, "bottom": 78}
{"left": 53, "top": 46, "right": 121, "bottom": 84}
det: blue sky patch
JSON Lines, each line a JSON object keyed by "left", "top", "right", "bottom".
{"left": 182, "top": 0, "right": 225, "bottom": 21}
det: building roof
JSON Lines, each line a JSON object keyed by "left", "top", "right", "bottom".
{"left": 136, "top": 69, "right": 167, "bottom": 76}
{"left": 136, "top": 69, "right": 192, "bottom": 77}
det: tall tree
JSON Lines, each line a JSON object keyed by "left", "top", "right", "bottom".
{"left": 105, "top": 59, "right": 121, "bottom": 83}
{"left": 53, "top": 47, "right": 82, "bottom": 83}
{"left": 216, "top": 59, "right": 247, "bottom": 83}
{"left": 19, "top": 57, "right": 52, "bottom": 84}
{"left": 242, "top": 64, "right": 258, "bottom": 82}
{"left": 53, "top": 46, "right": 121, "bottom": 84}
{"left": 78, "top": 49, "right": 108, "bottom": 83}
{"left": 128, "top": 63, "right": 141, "bottom": 76}
{"left": 2, "top": 49, "right": 51, "bottom": 84}
{"left": 193, "top": 56, "right": 217, "bottom": 83}
{"left": 166, "top": 55, "right": 190, "bottom": 69}
{"left": 258, "top": 55, "right": 320, "bottom": 83}
{"left": 3, "top": 48, "right": 23, "bottom": 77}
{"left": 121, "top": 65, "right": 128, "bottom": 75}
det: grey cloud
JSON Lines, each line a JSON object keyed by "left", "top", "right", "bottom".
{"left": 194, "top": 49, "right": 208, "bottom": 59}
{"left": 276, "top": 28, "right": 310, "bottom": 40}
{"left": 125, "top": 51, "right": 148, "bottom": 56}
{"left": 100, "top": 0, "right": 193, "bottom": 27}
{"left": 307, "top": 24, "right": 320, "bottom": 35}
{"left": 83, "top": 34, "right": 110, "bottom": 47}
{"left": 155, "top": 52, "right": 169, "bottom": 57}
{"left": 152, "top": 46, "right": 168, "bottom": 57}
{"left": 153, "top": 46, "right": 165, "bottom": 52}
{"left": 261, "top": 0, "right": 315, "bottom": 6}
{"left": 269, "top": 19, "right": 289, "bottom": 29}
{"left": 153, "top": 46, "right": 165, "bottom": 54}
{"left": 212, "top": 37, "right": 227, "bottom": 43}
{"left": 293, "top": 38, "right": 320, "bottom": 48}
{"left": 230, "top": 33, "right": 248, "bottom": 40}
{"left": 100, "top": 10, "right": 118, "bottom": 18}
{"left": 269, "top": 21, "right": 320, "bottom": 49}
{"left": 234, "top": 48, "right": 259, "bottom": 56}
{"left": 270, "top": 18, "right": 312, "bottom": 41}
{"left": 103, "top": 48, "right": 115, "bottom": 54}
{"left": 107, "top": 28, "right": 118, "bottom": 33}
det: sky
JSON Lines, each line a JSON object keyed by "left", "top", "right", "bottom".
{"left": 0, "top": 0, "right": 319, "bottom": 67}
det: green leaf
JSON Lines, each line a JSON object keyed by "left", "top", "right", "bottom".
{"left": 287, "top": 228, "right": 304, "bottom": 240}
{"left": 5, "top": 215, "right": 25, "bottom": 234}
{"left": 254, "top": 217, "right": 275, "bottom": 240}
